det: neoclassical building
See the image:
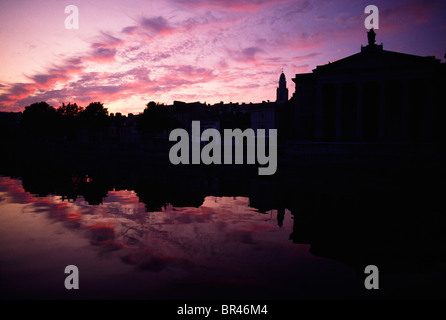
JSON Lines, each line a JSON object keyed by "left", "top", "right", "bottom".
{"left": 292, "top": 30, "right": 445, "bottom": 141}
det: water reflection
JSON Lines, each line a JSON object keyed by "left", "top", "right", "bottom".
{"left": 1, "top": 176, "right": 314, "bottom": 299}
{"left": 1, "top": 161, "right": 446, "bottom": 299}
{"left": 1, "top": 178, "right": 290, "bottom": 266}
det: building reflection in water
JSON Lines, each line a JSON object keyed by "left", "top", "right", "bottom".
{"left": 0, "top": 160, "right": 445, "bottom": 299}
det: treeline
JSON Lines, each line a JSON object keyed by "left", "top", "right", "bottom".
{"left": 21, "top": 101, "right": 107, "bottom": 138}
{"left": 16, "top": 100, "right": 179, "bottom": 140}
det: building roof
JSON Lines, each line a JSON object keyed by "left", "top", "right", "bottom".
{"left": 313, "top": 45, "right": 441, "bottom": 75}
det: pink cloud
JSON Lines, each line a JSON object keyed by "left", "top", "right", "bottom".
{"left": 121, "top": 16, "right": 182, "bottom": 40}
{"left": 122, "top": 26, "right": 138, "bottom": 35}
{"left": 91, "top": 31, "right": 124, "bottom": 49}
{"left": 0, "top": 57, "right": 88, "bottom": 110}
{"left": 88, "top": 47, "right": 117, "bottom": 62}
{"left": 228, "top": 47, "right": 264, "bottom": 63}
{"left": 86, "top": 32, "right": 125, "bottom": 63}
{"left": 173, "top": 65, "right": 215, "bottom": 81}
{"left": 0, "top": 83, "right": 33, "bottom": 102}
{"left": 141, "top": 16, "right": 175, "bottom": 35}
{"left": 1, "top": 0, "right": 444, "bottom": 114}
{"left": 4, "top": 63, "right": 215, "bottom": 110}
{"left": 173, "top": 0, "right": 291, "bottom": 12}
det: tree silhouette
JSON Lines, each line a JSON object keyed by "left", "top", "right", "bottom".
{"left": 137, "top": 101, "right": 180, "bottom": 137}
{"left": 22, "top": 101, "right": 57, "bottom": 137}
{"left": 57, "top": 102, "right": 84, "bottom": 117}
{"left": 80, "top": 101, "right": 109, "bottom": 130}
{"left": 82, "top": 102, "right": 108, "bottom": 117}
{"left": 57, "top": 102, "right": 84, "bottom": 139}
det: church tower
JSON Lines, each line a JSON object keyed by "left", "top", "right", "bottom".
{"left": 276, "top": 71, "right": 289, "bottom": 104}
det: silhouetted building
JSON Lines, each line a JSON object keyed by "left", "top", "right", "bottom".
{"left": 250, "top": 101, "right": 276, "bottom": 132}
{"left": 276, "top": 71, "right": 289, "bottom": 104}
{"left": 292, "top": 30, "right": 445, "bottom": 141}
{"left": 250, "top": 72, "right": 291, "bottom": 133}
{"left": 171, "top": 101, "right": 207, "bottom": 131}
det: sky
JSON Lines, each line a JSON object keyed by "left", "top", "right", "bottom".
{"left": 0, "top": 0, "right": 445, "bottom": 115}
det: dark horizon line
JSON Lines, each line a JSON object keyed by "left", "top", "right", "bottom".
{"left": 0, "top": 98, "right": 286, "bottom": 116}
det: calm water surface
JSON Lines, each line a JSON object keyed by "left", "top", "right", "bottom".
{"left": 0, "top": 175, "right": 362, "bottom": 299}
{"left": 1, "top": 171, "right": 445, "bottom": 300}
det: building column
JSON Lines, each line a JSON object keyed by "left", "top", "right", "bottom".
{"left": 424, "top": 81, "right": 434, "bottom": 139}
{"left": 356, "top": 82, "right": 364, "bottom": 140}
{"left": 378, "top": 82, "right": 386, "bottom": 139}
{"left": 335, "top": 84, "right": 343, "bottom": 139}
{"left": 315, "top": 84, "right": 323, "bottom": 139}
{"left": 294, "top": 94, "right": 301, "bottom": 137}
{"left": 401, "top": 80, "right": 409, "bottom": 139}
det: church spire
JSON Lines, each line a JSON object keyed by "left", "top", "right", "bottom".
{"left": 277, "top": 71, "right": 288, "bottom": 104}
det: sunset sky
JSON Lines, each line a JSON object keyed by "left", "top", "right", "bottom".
{"left": 0, "top": 0, "right": 445, "bottom": 115}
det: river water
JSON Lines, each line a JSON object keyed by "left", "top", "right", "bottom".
{"left": 1, "top": 166, "right": 445, "bottom": 299}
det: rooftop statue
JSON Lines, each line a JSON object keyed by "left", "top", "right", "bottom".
{"left": 367, "top": 28, "right": 376, "bottom": 46}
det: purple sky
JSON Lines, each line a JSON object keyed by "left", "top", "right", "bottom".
{"left": 0, "top": 0, "right": 445, "bottom": 115}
